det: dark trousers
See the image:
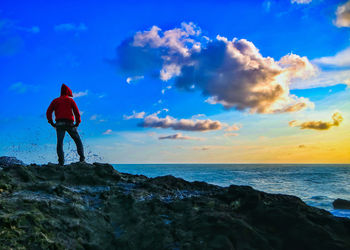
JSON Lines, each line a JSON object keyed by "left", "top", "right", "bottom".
{"left": 56, "top": 121, "right": 85, "bottom": 164}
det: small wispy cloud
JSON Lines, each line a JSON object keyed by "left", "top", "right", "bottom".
{"left": 126, "top": 75, "right": 144, "bottom": 84}
{"left": 290, "top": 68, "right": 350, "bottom": 89}
{"left": 90, "top": 114, "right": 106, "bottom": 122}
{"left": 192, "top": 145, "right": 229, "bottom": 151}
{"left": 73, "top": 90, "right": 88, "bottom": 98}
{"left": 191, "top": 114, "right": 205, "bottom": 119}
{"left": 263, "top": 0, "right": 272, "bottom": 12}
{"left": 8, "top": 82, "right": 39, "bottom": 94}
{"left": 0, "top": 18, "right": 40, "bottom": 34}
{"left": 88, "top": 114, "right": 106, "bottom": 122}
{"left": 54, "top": 23, "right": 87, "bottom": 32}
{"left": 18, "top": 26, "right": 40, "bottom": 33}
{"left": 158, "top": 133, "right": 203, "bottom": 140}
{"left": 161, "top": 85, "right": 172, "bottom": 94}
{"left": 291, "top": 0, "right": 312, "bottom": 4}
{"left": 289, "top": 112, "right": 343, "bottom": 130}
{"left": 224, "top": 133, "right": 239, "bottom": 137}
{"left": 123, "top": 111, "right": 146, "bottom": 120}
{"left": 345, "top": 79, "right": 350, "bottom": 86}
{"left": 313, "top": 47, "right": 350, "bottom": 67}
{"left": 103, "top": 129, "right": 112, "bottom": 135}
{"left": 224, "top": 123, "right": 241, "bottom": 132}
{"left": 193, "top": 146, "right": 210, "bottom": 151}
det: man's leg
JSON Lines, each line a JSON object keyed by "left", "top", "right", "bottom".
{"left": 56, "top": 127, "right": 66, "bottom": 165}
{"left": 67, "top": 127, "right": 85, "bottom": 162}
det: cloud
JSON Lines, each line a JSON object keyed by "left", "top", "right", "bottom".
{"left": 225, "top": 123, "right": 241, "bottom": 132}
{"left": 17, "top": 26, "right": 40, "bottom": 33}
{"left": 290, "top": 68, "right": 350, "bottom": 89}
{"left": 114, "top": 23, "right": 316, "bottom": 114}
{"left": 335, "top": 0, "right": 350, "bottom": 27}
{"left": 90, "top": 114, "right": 106, "bottom": 122}
{"left": 192, "top": 145, "right": 229, "bottom": 151}
{"left": 138, "top": 113, "right": 222, "bottom": 132}
{"left": 191, "top": 114, "right": 205, "bottom": 119}
{"left": 224, "top": 133, "right": 239, "bottom": 137}
{"left": 193, "top": 146, "right": 210, "bottom": 151}
{"left": 0, "top": 18, "right": 40, "bottom": 34}
{"left": 103, "top": 129, "right": 112, "bottom": 135}
{"left": 161, "top": 85, "right": 172, "bottom": 94}
{"left": 263, "top": 1, "right": 272, "bottom": 12}
{"left": 8, "top": 82, "right": 39, "bottom": 93}
{"left": 123, "top": 111, "right": 146, "bottom": 120}
{"left": 291, "top": 0, "right": 312, "bottom": 4}
{"left": 289, "top": 112, "right": 343, "bottom": 130}
{"left": 158, "top": 133, "right": 203, "bottom": 140}
{"left": 313, "top": 47, "right": 350, "bottom": 67}
{"left": 54, "top": 23, "right": 87, "bottom": 32}
{"left": 0, "top": 18, "right": 38, "bottom": 56}
{"left": 133, "top": 22, "right": 201, "bottom": 57}
{"left": 73, "top": 90, "right": 88, "bottom": 98}
{"left": 345, "top": 79, "right": 350, "bottom": 86}
{"left": 126, "top": 75, "right": 144, "bottom": 84}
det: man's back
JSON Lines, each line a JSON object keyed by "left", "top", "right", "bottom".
{"left": 46, "top": 84, "right": 81, "bottom": 124}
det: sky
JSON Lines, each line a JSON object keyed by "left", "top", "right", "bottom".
{"left": 0, "top": 0, "right": 349, "bottom": 164}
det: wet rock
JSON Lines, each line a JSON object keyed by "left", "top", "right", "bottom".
{"left": 0, "top": 156, "right": 349, "bottom": 250}
{"left": 333, "top": 199, "right": 350, "bottom": 209}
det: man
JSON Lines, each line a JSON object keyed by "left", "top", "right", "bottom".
{"left": 46, "top": 84, "right": 85, "bottom": 165}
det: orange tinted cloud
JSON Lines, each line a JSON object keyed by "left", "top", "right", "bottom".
{"left": 289, "top": 112, "right": 343, "bottom": 130}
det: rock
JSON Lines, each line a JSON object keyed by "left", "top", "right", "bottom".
{"left": 333, "top": 198, "right": 350, "bottom": 209}
{"left": 0, "top": 158, "right": 349, "bottom": 249}
{"left": 0, "top": 156, "right": 25, "bottom": 166}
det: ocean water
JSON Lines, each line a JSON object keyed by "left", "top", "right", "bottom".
{"left": 114, "top": 164, "right": 350, "bottom": 218}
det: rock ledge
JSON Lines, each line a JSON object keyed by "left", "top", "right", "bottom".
{"left": 0, "top": 160, "right": 349, "bottom": 250}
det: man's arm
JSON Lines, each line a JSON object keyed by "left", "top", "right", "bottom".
{"left": 71, "top": 99, "right": 81, "bottom": 126}
{"left": 46, "top": 100, "right": 56, "bottom": 127}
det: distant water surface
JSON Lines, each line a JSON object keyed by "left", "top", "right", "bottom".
{"left": 113, "top": 164, "right": 350, "bottom": 218}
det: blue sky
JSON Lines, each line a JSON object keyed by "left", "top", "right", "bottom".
{"left": 1, "top": 0, "right": 349, "bottom": 164}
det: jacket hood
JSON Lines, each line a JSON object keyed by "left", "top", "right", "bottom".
{"left": 60, "top": 84, "right": 73, "bottom": 97}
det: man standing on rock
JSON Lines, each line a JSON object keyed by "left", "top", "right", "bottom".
{"left": 46, "top": 84, "right": 85, "bottom": 165}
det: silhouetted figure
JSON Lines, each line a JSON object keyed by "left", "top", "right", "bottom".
{"left": 46, "top": 84, "right": 85, "bottom": 165}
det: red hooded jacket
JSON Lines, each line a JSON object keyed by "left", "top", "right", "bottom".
{"left": 46, "top": 84, "right": 81, "bottom": 124}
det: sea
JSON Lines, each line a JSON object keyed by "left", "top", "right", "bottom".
{"left": 114, "top": 164, "right": 350, "bottom": 218}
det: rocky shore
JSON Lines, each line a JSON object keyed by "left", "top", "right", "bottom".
{"left": 0, "top": 158, "right": 350, "bottom": 250}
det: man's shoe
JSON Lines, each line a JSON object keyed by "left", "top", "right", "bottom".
{"left": 79, "top": 156, "right": 85, "bottom": 163}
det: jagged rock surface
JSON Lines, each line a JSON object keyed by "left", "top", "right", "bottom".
{"left": 0, "top": 161, "right": 350, "bottom": 250}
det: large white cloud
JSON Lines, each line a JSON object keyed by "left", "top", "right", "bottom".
{"left": 115, "top": 23, "right": 316, "bottom": 114}
{"left": 335, "top": 0, "right": 350, "bottom": 27}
